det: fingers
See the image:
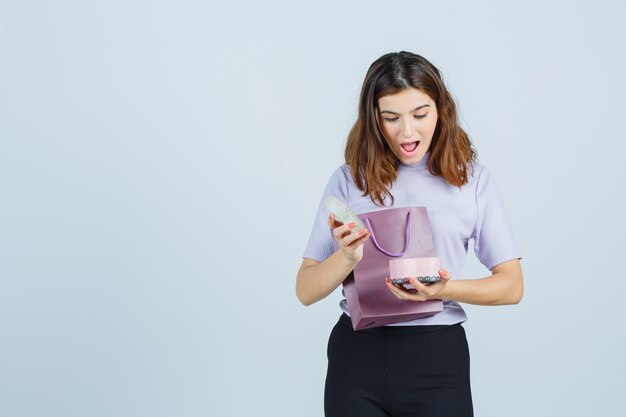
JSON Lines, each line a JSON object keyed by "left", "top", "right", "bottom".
{"left": 385, "top": 277, "right": 428, "bottom": 301}
{"left": 329, "top": 216, "right": 369, "bottom": 245}
{"left": 341, "top": 229, "right": 370, "bottom": 247}
{"left": 331, "top": 222, "right": 354, "bottom": 239}
{"left": 345, "top": 230, "right": 370, "bottom": 247}
{"left": 387, "top": 270, "right": 452, "bottom": 301}
{"left": 408, "top": 276, "right": 428, "bottom": 290}
{"left": 401, "top": 270, "right": 451, "bottom": 299}
{"left": 327, "top": 213, "right": 344, "bottom": 228}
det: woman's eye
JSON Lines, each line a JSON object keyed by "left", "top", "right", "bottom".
{"left": 383, "top": 114, "right": 427, "bottom": 122}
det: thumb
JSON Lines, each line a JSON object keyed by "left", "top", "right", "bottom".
{"left": 328, "top": 213, "right": 343, "bottom": 228}
{"left": 438, "top": 269, "right": 452, "bottom": 281}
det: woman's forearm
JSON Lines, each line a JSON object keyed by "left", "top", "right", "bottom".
{"left": 441, "top": 270, "right": 524, "bottom": 306}
{"left": 296, "top": 251, "right": 358, "bottom": 306}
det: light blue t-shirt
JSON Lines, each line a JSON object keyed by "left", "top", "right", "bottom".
{"left": 302, "top": 151, "right": 522, "bottom": 326}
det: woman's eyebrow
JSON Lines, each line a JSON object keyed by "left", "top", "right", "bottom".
{"left": 380, "top": 104, "right": 430, "bottom": 115}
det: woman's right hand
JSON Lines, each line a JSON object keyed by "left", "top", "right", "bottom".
{"left": 328, "top": 213, "right": 370, "bottom": 263}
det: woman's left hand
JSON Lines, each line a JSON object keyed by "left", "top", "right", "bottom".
{"left": 385, "top": 269, "right": 451, "bottom": 301}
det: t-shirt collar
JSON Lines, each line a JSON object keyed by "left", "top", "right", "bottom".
{"left": 399, "top": 151, "right": 431, "bottom": 171}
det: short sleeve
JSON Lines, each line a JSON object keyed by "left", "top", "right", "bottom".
{"left": 471, "top": 166, "right": 522, "bottom": 270}
{"left": 302, "top": 165, "right": 350, "bottom": 262}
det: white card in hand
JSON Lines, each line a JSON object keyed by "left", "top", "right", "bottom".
{"left": 323, "top": 195, "right": 367, "bottom": 233}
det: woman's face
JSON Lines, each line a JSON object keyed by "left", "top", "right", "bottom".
{"left": 377, "top": 87, "right": 438, "bottom": 165}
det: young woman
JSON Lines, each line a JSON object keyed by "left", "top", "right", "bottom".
{"left": 296, "top": 51, "right": 523, "bottom": 417}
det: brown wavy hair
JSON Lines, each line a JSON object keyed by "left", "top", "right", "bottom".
{"left": 345, "top": 51, "right": 477, "bottom": 207}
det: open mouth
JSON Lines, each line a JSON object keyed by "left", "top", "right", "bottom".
{"left": 400, "top": 141, "right": 420, "bottom": 155}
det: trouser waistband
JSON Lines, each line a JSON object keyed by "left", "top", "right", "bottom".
{"left": 338, "top": 312, "right": 460, "bottom": 334}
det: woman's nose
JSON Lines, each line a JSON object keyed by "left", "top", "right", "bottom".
{"left": 402, "top": 119, "right": 413, "bottom": 137}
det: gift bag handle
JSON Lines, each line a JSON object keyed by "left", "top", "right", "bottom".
{"left": 363, "top": 211, "right": 412, "bottom": 257}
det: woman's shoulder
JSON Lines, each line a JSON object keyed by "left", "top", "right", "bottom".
{"left": 445, "top": 159, "right": 490, "bottom": 195}
{"left": 464, "top": 160, "right": 506, "bottom": 197}
{"left": 467, "top": 159, "right": 489, "bottom": 184}
{"left": 326, "top": 163, "right": 353, "bottom": 184}
{"left": 318, "top": 163, "right": 354, "bottom": 200}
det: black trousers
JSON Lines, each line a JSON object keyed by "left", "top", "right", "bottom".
{"left": 325, "top": 313, "right": 473, "bottom": 417}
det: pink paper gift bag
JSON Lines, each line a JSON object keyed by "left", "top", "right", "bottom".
{"left": 339, "top": 207, "right": 443, "bottom": 330}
